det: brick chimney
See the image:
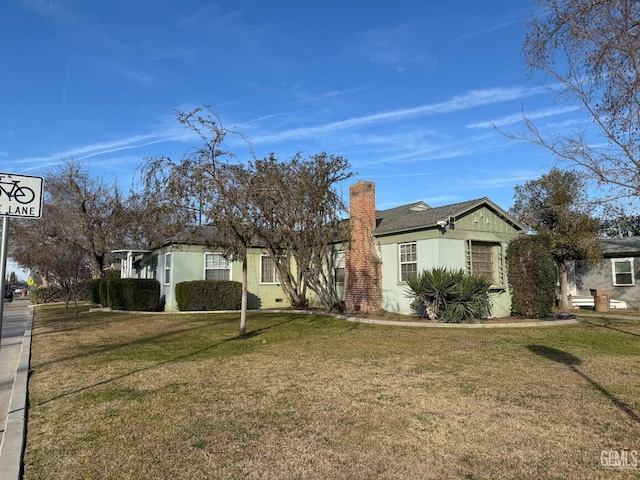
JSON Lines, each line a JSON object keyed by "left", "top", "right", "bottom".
{"left": 345, "top": 181, "right": 382, "bottom": 313}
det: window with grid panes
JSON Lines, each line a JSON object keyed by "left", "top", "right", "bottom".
{"left": 399, "top": 242, "right": 417, "bottom": 281}
{"left": 261, "top": 255, "right": 281, "bottom": 284}
{"left": 471, "top": 242, "right": 494, "bottom": 282}
{"left": 205, "top": 253, "right": 230, "bottom": 281}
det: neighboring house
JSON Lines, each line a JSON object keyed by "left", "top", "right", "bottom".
{"left": 345, "top": 181, "right": 525, "bottom": 318}
{"left": 113, "top": 226, "right": 291, "bottom": 311}
{"left": 568, "top": 237, "right": 640, "bottom": 309}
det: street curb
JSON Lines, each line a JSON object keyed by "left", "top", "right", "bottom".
{"left": 0, "top": 306, "right": 32, "bottom": 480}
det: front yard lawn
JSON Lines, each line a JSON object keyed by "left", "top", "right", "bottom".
{"left": 23, "top": 306, "right": 640, "bottom": 479}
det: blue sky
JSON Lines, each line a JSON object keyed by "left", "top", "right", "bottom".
{"left": 0, "top": 0, "right": 584, "bottom": 215}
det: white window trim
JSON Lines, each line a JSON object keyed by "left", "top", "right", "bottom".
{"left": 204, "top": 252, "right": 231, "bottom": 281}
{"left": 260, "top": 254, "right": 281, "bottom": 285}
{"left": 611, "top": 258, "right": 635, "bottom": 286}
{"left": 399, "top": 242, "right": 417, "bottom": 282}
{"left": 164, "top": 253, "right": 172, "bottom": 285}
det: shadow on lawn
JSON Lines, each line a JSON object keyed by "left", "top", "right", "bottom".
{"left": 527, "top": 345, "right": 640, "bottom": 424}
{"left": 580, "top": 319, "right": 640, "bottom": 338}
{"left": 30, "top": 317, "right": 297, "bottom": 408}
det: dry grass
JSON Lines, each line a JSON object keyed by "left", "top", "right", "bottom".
{"left": 22, "top": 305, "right": 640, "bottom": 479}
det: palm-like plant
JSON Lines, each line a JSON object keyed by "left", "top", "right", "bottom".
{"left": 405, "top": 268, "right": 492, "bottom": 323}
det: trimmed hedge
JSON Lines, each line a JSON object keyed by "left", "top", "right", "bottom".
{"left": 108, "top": 278, "right": 160, "bottom": 311}
{"left": 506, "top": 235, "right": 556, "bottom": 318}
{"left": 87, "top": 278, "right": 160, "bottom": 311}
{"left": 176, "top": 280, "right": 242, "bottom": 311}
{"left": 86, "top": 279, "right": 102, "bottom": 304}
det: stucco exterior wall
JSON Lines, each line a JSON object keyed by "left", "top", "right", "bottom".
{"left": 380, "top": 238, "right": 466, "bottom": 314}
{"left": 157, "top": 245, "right": 291, "bottom": 312}
{"left": 375, "top": 206, "right": 522, "bottom": 319}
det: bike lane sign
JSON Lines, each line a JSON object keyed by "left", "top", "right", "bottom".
{"left": 0, "top": 172, "right": 44, "bottom": 218}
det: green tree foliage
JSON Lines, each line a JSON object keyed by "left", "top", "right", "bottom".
{"left": 510, "top": 168, "right": 601, "bottom": 310}
{"left": 522, "top": 0, "right": 640, "bottom": 202}
{"left": 405, "top": 267, "right": 493, "bottom": 323}
{"left": 506, "top": 235, "right": 557, "bottom": 318}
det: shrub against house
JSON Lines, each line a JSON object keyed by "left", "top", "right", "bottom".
{"left": 405, "top": 267, "right": 493, "bottom": 323}
{"left": 175, "top": 280, "right": 242, "bottom": 311}
{"left": 87, "top": 278, "right": 160, "bottom": 311}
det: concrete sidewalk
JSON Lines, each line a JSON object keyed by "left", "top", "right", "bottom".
{"left": 0, "top": 298, "right": 33, "bottom": 480}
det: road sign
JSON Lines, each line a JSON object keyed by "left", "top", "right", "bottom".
{"left": 0, "top": 172, "right": 44, "bottom": 218}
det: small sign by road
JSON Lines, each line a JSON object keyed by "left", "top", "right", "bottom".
{"left": 0, "top": 172, "right": 44, "bottom": 218}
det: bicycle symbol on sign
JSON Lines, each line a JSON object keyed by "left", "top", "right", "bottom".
{"left": 0, "top": 176, "right": 36, "bottom": 204}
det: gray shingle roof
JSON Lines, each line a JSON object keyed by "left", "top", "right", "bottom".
{"left": 374, "top": 197, "right": 521, "bottom": 236}
{"left": 602, "top": 237, "right": 640, "bottom": 257}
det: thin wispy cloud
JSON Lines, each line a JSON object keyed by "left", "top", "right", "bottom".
{"left": 454, "top": 21, "right": 514, "bottom": 41}
{"left": 253, "top": 85, "right": 547, "bottom": 143}
{"left": 353, "top": 23, "right": 436, "bottom": 71}
{"left": 14, "top": 128, "right": 194, "bottom": 166}
{"left": 22, "top": 0, "right": 78, "bottom": 24}
{"left": 466, "top": 105, "right": 581, "bottom": 129}
{"left": 62, "top": 61, "right": 71, "bottom": 108}
{"left": 116, "top": 64, "right": 158, "bottom": 85}
{"left": 293, "top": 86, "right": 372, "bottom": 104}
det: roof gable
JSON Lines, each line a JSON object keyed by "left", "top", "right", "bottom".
{"left": 374, "top": 197, "right": 524, "bottom": 236}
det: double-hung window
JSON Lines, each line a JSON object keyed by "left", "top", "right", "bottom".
{"left": 399, "top": 242, "right": 417, "bottom": 281}
{"left": 612, "top": 258, "right": 635, "bottom": 286}
{"left": 261, "top": 255, "right": 281, "bottom": 284}
{"left": 205, "top": 253, "right": 230, "bottom": 281}
{"left": 164, "top": 253, "right": 172, "bottom": 285}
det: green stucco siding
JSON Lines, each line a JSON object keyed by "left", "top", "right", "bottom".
{"left": 159, "top": 245, "right": 291, "bottom": 311}
{"left": 376, "top": 207, "right": 522, "bottom": 319}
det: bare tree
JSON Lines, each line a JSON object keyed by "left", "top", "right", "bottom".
{"left": 510, "top": 168, "right": 602, "bottom": 310}
{"left": 249, "top": 153, "right": 352, "bottom": 310}
{"left": 139, "top": 107, "right": 257, "bottom": 336}
{"left": 10, "top": 200, "right": 91, "bottom": 313}
{"left": 46, "top": 159, "right": 128, "bottom": 278}
{"left": 518, "top": 0, "right": 640, "bottom": 202}
{"left": 139, "top": 107, "right": 353, "bottom": 323}
{"left": 11, "top": 201, "right": 83, "bottom": 285}
{"left": 50, "top": 237, "right": 91, "bottom": 315}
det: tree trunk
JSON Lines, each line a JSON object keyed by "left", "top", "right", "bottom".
{"left": 87, "top": 250, "right": 104, "bottom": 279}
{"left": 559, "top": 260, "right": 570, "bottom": 311}
{"left": 239, "top": 254, "right": 247, "bottom": 337}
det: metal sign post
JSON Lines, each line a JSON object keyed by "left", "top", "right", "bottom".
{"left": 0, "top": 172, "right": 44, "bottom": 351}
{"left": 0, "top": 216, "right": 9, "bottom": 344}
